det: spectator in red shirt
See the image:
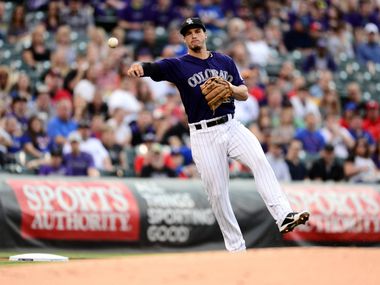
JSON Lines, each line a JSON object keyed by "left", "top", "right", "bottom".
{"left": 362, "top": 100, "right": 380, "bottom": 142}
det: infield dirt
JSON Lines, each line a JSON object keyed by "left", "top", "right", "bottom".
{"left": 0, "top": 247, "right": 379, "bottom": 285}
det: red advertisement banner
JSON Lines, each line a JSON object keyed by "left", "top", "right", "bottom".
{"left": 284, "top": 184, "right": 380, "bottom": 242}
{"left": 7, "top": 180, "right": 140, "bottom": 241}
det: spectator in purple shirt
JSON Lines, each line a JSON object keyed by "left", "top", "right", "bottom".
{"left": 10, "top": 96, "right": 29, "bottom": 132}
{"left": 117, "top": 0, "right": 152, "bottom": 42}
{"left": 150, "top": 0, "right": 181, "bottom": 29}
{"left": 93, "top": 0, "right": 126, "bottom": 32}
{"left": 302, "top": 38, "right": 337, "bottom": 73}
{"left": 295, "top": 112, "right": 325, "bottom": 155}
{"left": 345, "top": 0, "right": 380, "bottom": 29}
{"left": 63, "top": 132, "right": 99, "bottom": 177}
{"left": 39, "top": 148, "right": 67, "bottom": 176}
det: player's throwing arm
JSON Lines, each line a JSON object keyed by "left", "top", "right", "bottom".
{"left": 127, "top": 63, "right": 144, "bottom": 77}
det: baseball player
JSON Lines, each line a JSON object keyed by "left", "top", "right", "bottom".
{"left": 128, "top": 17, "right": 309, "bottom": 252}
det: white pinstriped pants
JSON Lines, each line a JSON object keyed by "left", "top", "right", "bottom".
{"left": 189, "top": 115, "right": 293, "bottom": 252}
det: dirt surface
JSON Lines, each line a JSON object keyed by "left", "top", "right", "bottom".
{"left": 0, "top": 247, "right": 379, "bottom": 285}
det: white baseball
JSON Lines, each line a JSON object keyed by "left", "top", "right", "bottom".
{"left": 108, "top": 37, "right": 118, "bottom": 48}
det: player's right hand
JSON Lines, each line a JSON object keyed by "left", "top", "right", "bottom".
{"left": 127, "top": 63, "right": 144, "bottom": 77}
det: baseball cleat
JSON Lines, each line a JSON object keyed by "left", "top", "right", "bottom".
{"left": 280, "top": 211, "right": 310, "bottom": 234}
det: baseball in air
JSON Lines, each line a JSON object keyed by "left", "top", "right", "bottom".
{"left": 108, "top": 37, "right": 118, "bottom": 48}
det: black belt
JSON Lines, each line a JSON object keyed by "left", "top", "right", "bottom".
{"left": 194, "top": 114, "right": 233, "bottom": 130}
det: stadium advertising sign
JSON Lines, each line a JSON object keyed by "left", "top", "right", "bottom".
{"left": 7, "top": 180, "right": 140, "bottom": 241}
{"left": 284, "top": 184, "right": 380, "bottom": 242}
{"left": 133, "top": 181, "right": 216, "bottom": 244}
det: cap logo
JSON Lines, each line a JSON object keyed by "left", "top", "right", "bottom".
{"left": 186, "top": 18, "right": 193, "bottom": 24}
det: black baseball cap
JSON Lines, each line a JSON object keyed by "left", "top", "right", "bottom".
{"left": 180, "top": 17, "right": 206, "bottom": 36}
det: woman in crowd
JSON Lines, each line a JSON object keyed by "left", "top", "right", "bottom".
{"left": 344, "top": 138, "right": 380, "bottom": 183}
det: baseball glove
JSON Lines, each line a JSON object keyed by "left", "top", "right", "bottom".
{"left": 200, "top": 77, "right": 233, "bottom": 112}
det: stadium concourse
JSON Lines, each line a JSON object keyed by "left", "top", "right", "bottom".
{"left": 0, "top": 248, "right": 379, "bottom": 285}
{"left": 0, "top": 0, "right": 379, "bottom": 182}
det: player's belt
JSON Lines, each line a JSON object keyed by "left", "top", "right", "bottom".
{"left": 194, "top": 114, "right": 233, "bottom": 130}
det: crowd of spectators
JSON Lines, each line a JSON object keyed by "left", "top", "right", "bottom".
{"left": 0, "top": 0, "right": 380, "bottom": 183}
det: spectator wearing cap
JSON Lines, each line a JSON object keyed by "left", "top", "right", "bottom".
{"left": 302, "top": 37, "right": 337, "bottom": 73}
{"left": 47, "top": 99, "right": 78, "bottom": 146}
{"left": 362, "top": 100, "right": 380, "bottom": 142}
{"left": 339, "top": 102, "right": 358, "bottom": 129}
{"left": 356, "top": 23, "right": 380, "bottom": 64}
{"left": 309, "top": 144, "right": 345, "bottom": 181}
{"left": 64, "top": 120, "right": 112, "bottom": 171}
{"left": 63, "top": 132, "right": 99, "bottom": 177}
{"left": 170, "top": 147, "right": 197, "bottom": 179}
{"left": 38, "top": 148, "right": 67, "bottom": 176}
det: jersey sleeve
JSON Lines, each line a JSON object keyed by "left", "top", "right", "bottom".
{"left": 148, "top": 58, "right": 182, "bottom": 83}
{"left": 227, "top": 56, "right": 244, "bottom": 86}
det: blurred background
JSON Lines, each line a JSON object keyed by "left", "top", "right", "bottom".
{"left": 0, "top": 0, "right": 379, "bottom": 182}
{"left": 0, "top": 0, "right": 380, "bottom": 253}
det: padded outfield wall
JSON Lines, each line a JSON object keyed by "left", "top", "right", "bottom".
{"left": 0, "top": 175, "right": 380, "bottom": 250}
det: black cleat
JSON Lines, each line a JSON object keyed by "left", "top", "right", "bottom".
{"left": 280, "top": 211, "right": 310, "bottom": 234}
